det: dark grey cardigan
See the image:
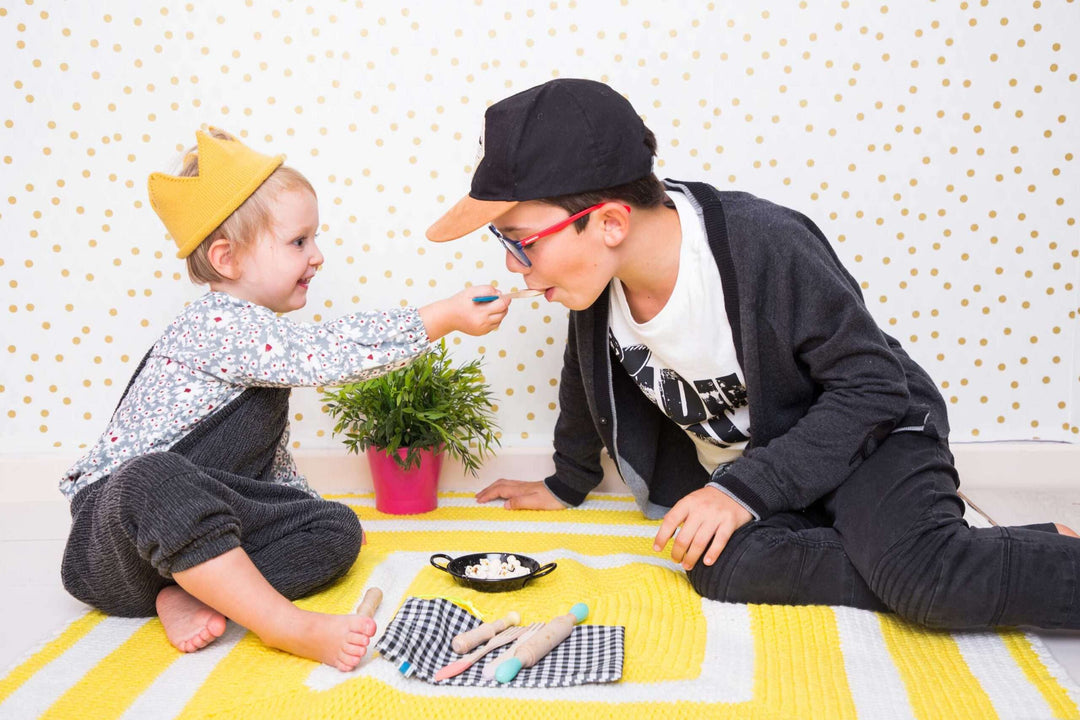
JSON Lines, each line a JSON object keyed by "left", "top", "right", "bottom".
{"left": 543, "top": 180, "right": 949, "bottom": 520}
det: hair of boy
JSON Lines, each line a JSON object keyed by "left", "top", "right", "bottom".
{"left": 176, "top": 129, "right": 317, "bottom": 285}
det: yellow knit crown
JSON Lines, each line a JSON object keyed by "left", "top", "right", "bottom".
{"left": 148, "top": 130, "right": 285, "bottom": 258}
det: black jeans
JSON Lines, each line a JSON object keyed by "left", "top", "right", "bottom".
{"left": 689, "top": 431, "right": 1080, "bottom": 630}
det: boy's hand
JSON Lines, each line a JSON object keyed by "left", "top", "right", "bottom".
{"left": 419, "top": 285, "right": 510, "bottom": 341}
{"left": 476, "top": 478, "right": 566, "bottom": 510}
{"left": 653, "top": 486, "right": 753, "bottom": 571}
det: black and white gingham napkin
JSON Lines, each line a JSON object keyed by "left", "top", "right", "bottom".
{"left": 376, "top": 597, "right": 624, "bottom": 687}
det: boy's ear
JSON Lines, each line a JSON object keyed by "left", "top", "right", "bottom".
{"left": 598, "top": 203, "right": 631, "bottom": 248}
{"left": 207, "top": 237, "right": 242, "bottom": 280}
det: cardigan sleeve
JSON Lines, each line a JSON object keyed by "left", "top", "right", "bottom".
{"left": 543, "top": 312, "right": 607, "bottom": 506}
{"left": 710, "top": 206, "right": 912, "bottom": 519}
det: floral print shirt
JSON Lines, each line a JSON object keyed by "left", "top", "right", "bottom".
{"left": 60, "top": 291, "right": 429, "bottom": 500}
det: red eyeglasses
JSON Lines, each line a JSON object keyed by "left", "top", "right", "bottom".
{"left": 488, "top": 202, "right": 631, "bottom": 267}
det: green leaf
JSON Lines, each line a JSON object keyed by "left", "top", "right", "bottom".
{"left": 321, "top": 339, "right": 501, "bottom": 477}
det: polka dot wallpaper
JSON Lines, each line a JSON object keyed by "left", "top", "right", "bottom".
{"left": 1, "top": 1, "right": 1077, "bottom": 462}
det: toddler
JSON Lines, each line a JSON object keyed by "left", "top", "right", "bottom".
{"left": 59, "top": 128, "right": 511, "bottom": 671}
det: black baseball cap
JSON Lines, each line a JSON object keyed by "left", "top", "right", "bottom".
{"left": 426, "top": 78, "right": 653, "bottom": 242}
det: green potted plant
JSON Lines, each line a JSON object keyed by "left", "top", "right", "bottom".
{"left": 322, "top": 339, "right": 501, "bottom": 514}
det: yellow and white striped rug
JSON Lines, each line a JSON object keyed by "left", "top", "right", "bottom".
{"left": 2, "top": 492, "right": 1078, "bottom": 720}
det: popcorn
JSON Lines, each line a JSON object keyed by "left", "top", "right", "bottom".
{"left": 464, "top": 554, "right": 530, "bottom": 580}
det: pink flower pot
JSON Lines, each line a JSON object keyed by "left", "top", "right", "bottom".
{"left": 366, "top": 446, "right": 443, "bottom": 515}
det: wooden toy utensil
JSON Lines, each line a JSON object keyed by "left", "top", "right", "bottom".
{"left": 471, "top": 289, "right": 544, "bottom": 303}
{"left": 482, "top": 622, "right": 543, "bottom": 680}
{"left": 494, "top": 603, "right": 589, "bottom": 683}
{"left": 451, "top": 611, "right": 521, "bottom": 654}
{"left": 433, "top": 623, "right": 531, "bottom": 681}
{"left": 357, "top": 587, "right": 383, "bottom": 618}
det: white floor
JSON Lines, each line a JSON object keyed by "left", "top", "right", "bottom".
{"left": 1, "top": 489, "right": 1078, "bottom": 686}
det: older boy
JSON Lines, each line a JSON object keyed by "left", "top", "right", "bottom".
{"left": 426, "top": 78, "right": 1079, "bottom": 629}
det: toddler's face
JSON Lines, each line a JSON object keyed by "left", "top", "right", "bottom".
{"left": 233, "top": 188, "right": 322, "bottom": 313}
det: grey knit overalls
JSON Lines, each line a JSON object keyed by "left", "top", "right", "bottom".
{"left": 61, "top": 354, "right": 362, "bottom": 616}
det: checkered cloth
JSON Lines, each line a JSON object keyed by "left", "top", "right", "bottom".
{"left": 376, "top": 597, "right": 625, "bottom": 688}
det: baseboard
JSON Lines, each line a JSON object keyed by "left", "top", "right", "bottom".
{"left": 5, "top": 441, "right": 1077, "bottom": 504}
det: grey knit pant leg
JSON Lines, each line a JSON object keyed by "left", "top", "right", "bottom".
{"left": 61, "top": 451, "right": 362, "bottom": 617}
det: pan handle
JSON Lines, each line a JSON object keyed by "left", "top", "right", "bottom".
{"left": 429, "top": 553, "right": 454, "bottom": 574}
{"left": 525, "top": 562, "right": 557, "bottom": 583}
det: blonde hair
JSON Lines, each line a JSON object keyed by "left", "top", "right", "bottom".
{"left": 180, "top": 128, "right": 316, "bottom": 284}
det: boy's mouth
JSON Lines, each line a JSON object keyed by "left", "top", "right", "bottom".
{"left": 298, "top": 276, "right": 313, "bottom": 289}
{"left": 524, "top": 285, "right": 553, "bottom": 301}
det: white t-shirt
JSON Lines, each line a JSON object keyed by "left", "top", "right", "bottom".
{"left": 608, "top": 190, "right": 750, "bottom": 474}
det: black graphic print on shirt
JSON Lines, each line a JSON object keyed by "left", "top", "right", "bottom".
{"left": 609, "top": 330, "right": 749, "bottom": 447}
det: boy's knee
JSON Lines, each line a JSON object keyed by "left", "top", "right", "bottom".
{"left": 687, "top": 559, "right": 738, "bottom": 602}
{"left": 686, "top": 530, "right": 786, "bottom": 604}
{"left": 872, "top": 576, "right": 973, "bottom": 629}
{"left": 867, "top": 527, "right": 993, "bottom": 629}
{"left": 688, "top": 553, "right": 800, "bottom": 605}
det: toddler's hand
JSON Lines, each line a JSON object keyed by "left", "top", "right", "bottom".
{"left": 456, "top": 285, "right": 511, "bottom": 336}
{"left": 419, "top": 285, "right": 510, "bottom": 341}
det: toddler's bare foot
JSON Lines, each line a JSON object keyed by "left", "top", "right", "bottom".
{"left": 156, "top": 585, "right": 228, "bottom": 653}
{"left": 1055, "top": 523, "right": 1079, "bottom": 538}
{"left": 263, "top": 609, "right": 377, "bottom": 671}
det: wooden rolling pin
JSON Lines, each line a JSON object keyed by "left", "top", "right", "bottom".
{"left": 451, "top": 611, "right": 521, "bottom": 653}
{"left": 493, "top": 603, "right": 588, "bottom": 683}
{"left": 357, "top": 587, "right": 383, "bottom": 618}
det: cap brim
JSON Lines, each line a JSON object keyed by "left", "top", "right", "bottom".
{"left": 426, "top": 195, "right": 518, "bottom": 243}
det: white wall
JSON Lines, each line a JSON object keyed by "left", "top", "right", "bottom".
{"left": 2, "top": 1, "right": 1078, "bottom": 473}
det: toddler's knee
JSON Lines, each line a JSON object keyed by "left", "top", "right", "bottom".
{"left": 60, "top": 562, "right": 93, "bottom": 607}
{"left": 322, "top": 502, "right": 363, "bottom": 570}
{"left": 109, "top": 452, "right": 193, "bottom": 497}
{"left": 101, "top": 452, "right": 213, "bottom": 534}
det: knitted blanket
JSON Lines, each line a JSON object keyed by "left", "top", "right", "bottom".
{"left": 1, "top": 492, "right": 1077, "bottom": 720}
